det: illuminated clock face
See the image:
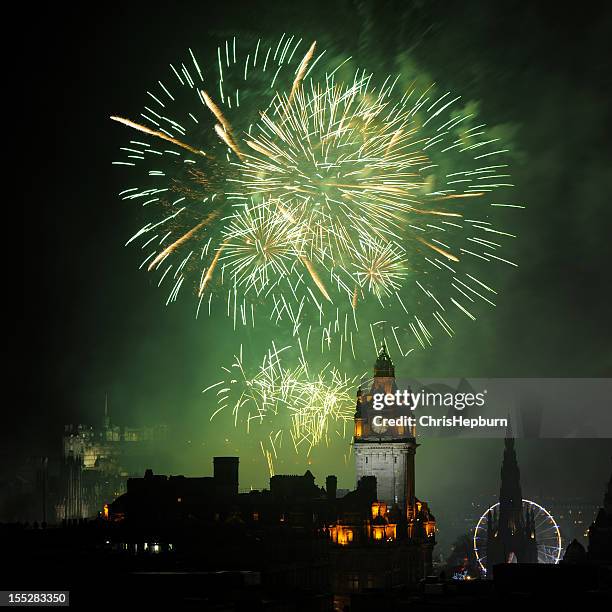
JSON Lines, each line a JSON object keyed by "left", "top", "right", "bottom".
{"left": 371, "top": 420, "right": 388, "bottom": 434}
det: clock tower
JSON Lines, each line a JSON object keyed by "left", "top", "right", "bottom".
{"left": 354, "top": 344, "right": 418, "bottom": 519}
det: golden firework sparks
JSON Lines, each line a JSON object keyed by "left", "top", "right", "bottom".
{"left": 416, "top": 237, "right": 460, "bottom": 262}
{"left": 113, "top": 36, "right": 519, "bottom": 357}
{"left": 430, "top": 192, "right": 485, "bottom": 201}
{"left": 110, "top": 116, "right": 206, "bottom": 156}
{"left": 287, "top": 41, "right": 317, "bottom": 108}
{"left": 300, "top": 256, "right": 332, "bottom": 302}
{"left": 198, "top": 241, "right": 226, "bottom": 296}
{"left": 201, "top": 90, "right": 233, "bottom": 135}
{"left": 214, "top": 124, "right": 245, "bottom": 161}
{"left": 245, "top": 139, "right": 280, "bottom": 160}
{"left": 148, "top": 210, "right": 221, "bottom": 271}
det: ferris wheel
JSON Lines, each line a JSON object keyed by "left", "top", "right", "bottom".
{"left": 473, "top": 499, "right": 562, "bottom": 574}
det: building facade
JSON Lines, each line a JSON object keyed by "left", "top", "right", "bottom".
{"left": 104, "top": 348, "right": 436, "bottom": 601}
{"left": 329, "top": 345, "right": 436, "bottom": 603}
{"left": 353, "top": 344, "right": 417, "bottom": 517}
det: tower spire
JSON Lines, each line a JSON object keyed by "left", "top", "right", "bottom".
{"left": 353, "top": 343, "right": 419, "bottom": 519}
{"left": 485, "top": 427, "right": 538, "bottom": 571}
{"left": 500, "top": 425, "right": 522, "bottom": 508}
{"left": 374, "top": 343, "right": 395, "bottom": 378}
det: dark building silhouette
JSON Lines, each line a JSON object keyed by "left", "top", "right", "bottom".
{"left": 325, "top": 475, "right": 337, "bottom": 502}
{"left": 213, "top": 456, "right": 239, "bottom": 497}
{"left": 109, "top": 460, "right": 244, "bottom": 526}
{"left": 563, "top": 538, "right": 587, "bottom": 564}
{"left": 61, "top": 452, "right": 83, "bottom": 520}
{"left": 588, "top": 458, "right": 612, "bottom": 563}
{"left": 485, "top": 430, "right": 537, "bottom": 573}
{"left": 104, "top": 350, "right": 437, "bottom": 604}
{"left": 106, "top": 454, "right": 435, "bottom": 605}
{"left": 270, "top": 469, "right": 322, "bottom": 500}
{"left": 36, "top": 457, "right": 49, "bottom": 525}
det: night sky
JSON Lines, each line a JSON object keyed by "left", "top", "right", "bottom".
{"left": 17, "top": 0, "right": 612, "bottom": 551}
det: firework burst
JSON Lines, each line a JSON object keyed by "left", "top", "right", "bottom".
{"left": 350, "top": 237, "right": 408, "bottom": 300}
{"left": 112, "top": 34, "right": 520, "bottom": 357}
{"left": 203, "top": 342, "right": 360, "bottom": 474}
{"left": 220, "top": 199, "right": 306, "bottom": 296}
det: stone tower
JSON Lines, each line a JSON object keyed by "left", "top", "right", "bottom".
{"left": 486, "top": 429, "right": 538, "bottom": 573}
{"left": 354, "top": 344, "right": 418, "bottom": 518}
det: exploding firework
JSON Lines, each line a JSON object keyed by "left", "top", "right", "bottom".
{"left": 203, "top": 342, "right": 361, "bottom": 474}
{"left": 220, "top": 199, "right": 306, "bottom": 296}
{"left": 112, "top": 35, "right": 520, "bottom": 358}
{"left": 350, "top": 237, "right": 408, "bottom": 300}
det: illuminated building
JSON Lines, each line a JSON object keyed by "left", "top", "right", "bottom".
{"left": 532, "top": 497, "right": 599, "bottom": 547}
{"left": 328, "top": 346, "right": 436, "bottom": 601}
{"left": 353, "top": 344, "right": 418, "bottom": 518}
{"left": 57, "top": 398, "right": 167, "bottom": 520}
{"left": 100, "top": 350, "right": 437, "bottom": 599}
{"left": 62, "top": 399, "right": 168, "bottom": 469}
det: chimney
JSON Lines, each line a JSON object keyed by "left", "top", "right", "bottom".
{"left": 326, "top": 475, "right": 337, "bottom": 501}
{"left": 213, "top": 457, "right": 239, "bottom": 497}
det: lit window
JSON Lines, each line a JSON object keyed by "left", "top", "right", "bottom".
{"left": 337, "top": 528, "right": 354, "bottom": 545}
{"left": 373, "top": 526, "right": 384, "bottom": 540}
